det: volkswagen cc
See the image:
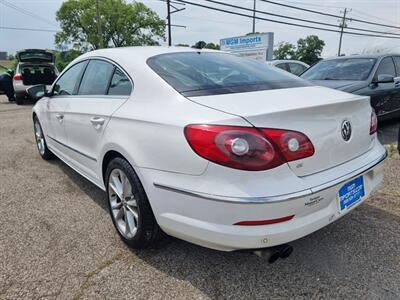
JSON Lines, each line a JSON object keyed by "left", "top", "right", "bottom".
{"left": 30, "top": 47, "right": 386, "bottom": 254}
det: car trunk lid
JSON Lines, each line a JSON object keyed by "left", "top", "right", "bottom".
{"left": 188, "top": 86, "right": 374, "bottom": 176}
{"left": 17, "top": 49, "right": 54, "bottom": 63}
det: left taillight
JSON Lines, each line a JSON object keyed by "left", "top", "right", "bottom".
{"left": 370, "top": 110, "right": 378, "bottom": 135}
{"left": 184, "top": 124, "right": 314, "bottom": 171}
{"left": 13, "top": 73, "right": 22, "bottom": 81}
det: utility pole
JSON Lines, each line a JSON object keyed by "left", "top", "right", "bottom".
{"left": 338, "top": 8, "right": 351, "bottom": 56}
{"left": 167, "top": 0, "right": 172, "bottom": 46}
{"left": 252, "top": 0, "right": 256, "bottom": 34}
{"left": 96, "top": 0, "right": 103, "bottom": 48}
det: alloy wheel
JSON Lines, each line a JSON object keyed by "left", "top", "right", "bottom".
{"left": 34, "top": 120, "right": 45, "bottom": 156}
{"left": 108, "top": 168, "right": 139, "bottom": 239}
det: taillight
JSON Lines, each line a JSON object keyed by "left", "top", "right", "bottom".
{"left": 184, "top": 125, "right": 314, "bottom": 171}
{"left": 370, "top": 110, "right": 378, "bottom": 135}
{"left": 13, "top": 73, "right": 22, "bottom": 81}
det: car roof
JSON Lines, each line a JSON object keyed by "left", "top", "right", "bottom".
{"left": 79, "top": 46, "right": 220, "bottom": 62}
{"left": 323, "top": 53, "right": 400, "bottom": 61}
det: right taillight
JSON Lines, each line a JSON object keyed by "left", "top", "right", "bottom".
{"left": 13, "top": 73, "right": 22, "bottom": 81}
{"left": 370, "top": 110, "right": 378, "bottom": 135}
{"left": 184, "top": 124, "right": 314, "bottom": 171}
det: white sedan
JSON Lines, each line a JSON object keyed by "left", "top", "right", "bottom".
{"left": 31, "top": 47, "right": 386, "bottom": 260}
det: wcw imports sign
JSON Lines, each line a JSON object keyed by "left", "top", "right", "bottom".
{"left": 220, "top": 32, "right": 274, "bottom": 61}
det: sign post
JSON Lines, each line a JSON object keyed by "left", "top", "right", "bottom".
{"left": 220, "top": 32, "right": 274, "bottom": 62}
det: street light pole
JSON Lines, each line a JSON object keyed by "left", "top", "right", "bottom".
{"left": 167, "top": 0, "right": 172, "bottom": 46}
{"left": 252, "top": 0, "right": 256, "bottom": 34}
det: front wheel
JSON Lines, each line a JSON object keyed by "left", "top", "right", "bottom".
{"left": 33, "top": 116, "right": 54, "bottom": 160}
{"left": 105, "top": 157, "right": 163, "bottom": 249}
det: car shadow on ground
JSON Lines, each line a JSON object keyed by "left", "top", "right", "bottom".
{"left": 51, "top": 157, "right": 400, "bottom": 298}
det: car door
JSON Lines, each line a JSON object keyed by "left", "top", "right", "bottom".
{"left": 368, "top": 56, "right": 398, "bottom": 117}
{"left": 62, "top": 59, "right": 132, "bottom": 183}
{"left": 44, "top": 61, "right": 88, "bottom": 156}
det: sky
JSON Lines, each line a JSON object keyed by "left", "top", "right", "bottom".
{"left": 0, "top": 0, "right": 399, "bottom": 58}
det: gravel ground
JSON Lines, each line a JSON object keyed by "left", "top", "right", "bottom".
{"left": 0, "top": 95, "right": 399, "bottom": 300}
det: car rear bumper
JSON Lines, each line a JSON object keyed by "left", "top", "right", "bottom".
{"left": 140, "top": 144, "right": 386, "bottom": 251}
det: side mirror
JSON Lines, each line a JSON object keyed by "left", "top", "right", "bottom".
{"left": 373, "top": 74, "right": 394, "bottom": 84}
{"left": 26, "top": 84, "right": 48, "bottom": 100}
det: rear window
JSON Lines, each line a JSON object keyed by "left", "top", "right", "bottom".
{"left": 18, "top": 51, "right": 53, "bottom": 63}
{"left": 147, "top": 52, "right": 311, "bottom": 97}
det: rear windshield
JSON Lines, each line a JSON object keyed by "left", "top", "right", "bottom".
{"left": 19, "top": 51, "right": 53, "bottom": 62}
{"left": 147, "top": 52, "right": 311, "bottom": 97}
{"left": 301, "top": 58, "right": 376, "bottom": 81}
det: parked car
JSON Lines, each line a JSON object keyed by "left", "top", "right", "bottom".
{"left": 13, "top": 49, "right": 58, "bottom": 105}
{"left": 266, "top": 60, "right": 309, "bottom": 76}
{"left": 301, "top": 54, "right": 400, "bottom": 121}
{"left": 30, "top": 47, "right": 386, "bottom": 260}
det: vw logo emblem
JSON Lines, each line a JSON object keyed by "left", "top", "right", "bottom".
{"left": 341, "top": 120, "right": 352, "bottom": 141}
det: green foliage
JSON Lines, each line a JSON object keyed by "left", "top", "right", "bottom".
{"left": 296, "top": 35, "right": 325, "bottom": 65}
{"left": 273, "top": 42, "right": 296, "bottom": 60}
{"left": 54, "top": 49, "right": 83, "bottom": 71}
{"left": 191, "top": 41, "right": 220, "bottom": 50}
{"left": 55, "top": 0, "right": 165, "bottom": 51}
{"left": 273, "top": 35, "right": 325, "bottom": 65}
{"left": 175, "top": 43, "right": 190, "bottom": 47}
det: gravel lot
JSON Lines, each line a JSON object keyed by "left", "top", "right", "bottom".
{"left": 0, "top": 95, "right": 399, "bottom": 300}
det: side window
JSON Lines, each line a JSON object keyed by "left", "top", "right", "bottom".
{"left": 289, "top": 63, "right": 306, "bottom": 76}
{"left": 275, "top": 63, "right": 290, "bottom": 72}
{"left": 53, "top": 61, "right": 87, "bottom": 96}
{"left": 375, "top": 57, "right": 396, "bottom": 78}
{"left": 108, "top": 68, "right": 132, "bottom": 96}
{"left": 78, "top": 60, "right": 114, "bottom": 95}
{"left": 393, "top": 57, "right": 400, "bottom": 76}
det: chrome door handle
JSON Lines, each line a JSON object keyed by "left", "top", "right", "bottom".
{"left": 90, "top": 117, "right": 105, "bottom": 126}
{"left": 55, "top": 114, "right": 64, "bottom": 122}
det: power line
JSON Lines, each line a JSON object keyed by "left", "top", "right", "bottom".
{"left": 0, "top": 0, "right": 58, "bottom": 28}
{"left": 260, "top": 0, "right": 400, "bottom": 30}
{"left": 0, "top": 26, "right": 57, "bottom": 32}
{"left": 175, "top": 0, "right": 400, "bottom": 39}
{"left": 202, "top": 0, "right": 400, "bottom": 37}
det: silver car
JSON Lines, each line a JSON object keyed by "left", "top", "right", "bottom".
{"left": 13, "top": 49, "right": 58, "bottom": 105}
{"left": 266, "top": 60, "right": 309, "bottom": 76}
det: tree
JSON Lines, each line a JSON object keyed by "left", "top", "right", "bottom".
{"left": 273, "top": 42, "right": 296, "bottom": 60}
{"left": 295, "top": 35, "right": 325, "bottom": 65}
{"left": 175, "top": 43, "right": 190, "bottom": 47}
{"left": 55, "top": 0, "right": 165, "bottom": 51}
{"left": 273, "top": 35, "right": 325, "bottom": 65}
{"left": 191, "top": 41, "right": 220, "bottom": 50}
{"left": 55, "top": 49, "right": 83, "bottom": 71}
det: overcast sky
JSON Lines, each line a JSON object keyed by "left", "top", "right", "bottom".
{"left": 0, "top": 0, "right": 399, "bottom": 58}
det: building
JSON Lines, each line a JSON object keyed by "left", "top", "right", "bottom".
{"left": 0, "top": 52, "right": 8, "bottom": 60}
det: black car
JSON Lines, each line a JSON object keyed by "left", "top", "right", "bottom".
{"left": 301, "top": 54, "right": 400, "bottom": 121}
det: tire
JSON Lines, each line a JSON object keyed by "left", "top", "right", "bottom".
{"left": 33, "top": 116, "right": 54, "bottom": 160}
{"left": 105, "top": 157, "right": 163, "bottom": 249}
{"left": 15, "top": 94, "right": 24, "bottom": 105}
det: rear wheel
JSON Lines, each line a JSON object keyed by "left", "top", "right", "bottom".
{"left": 105, "top": 157, "right": 163, "bottom": 249}
{"left": 15, "top": 94, "right": 24, "bottom": 105}
{"left": 33, "top": 116, "right": 54, "bottom": 160}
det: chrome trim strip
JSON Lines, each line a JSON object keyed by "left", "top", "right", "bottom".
{"left": 154, "top": 151, "right": 387, "bottom": 204}
{"left": 47, "top": 135, "right": 97, "bottom": 162}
